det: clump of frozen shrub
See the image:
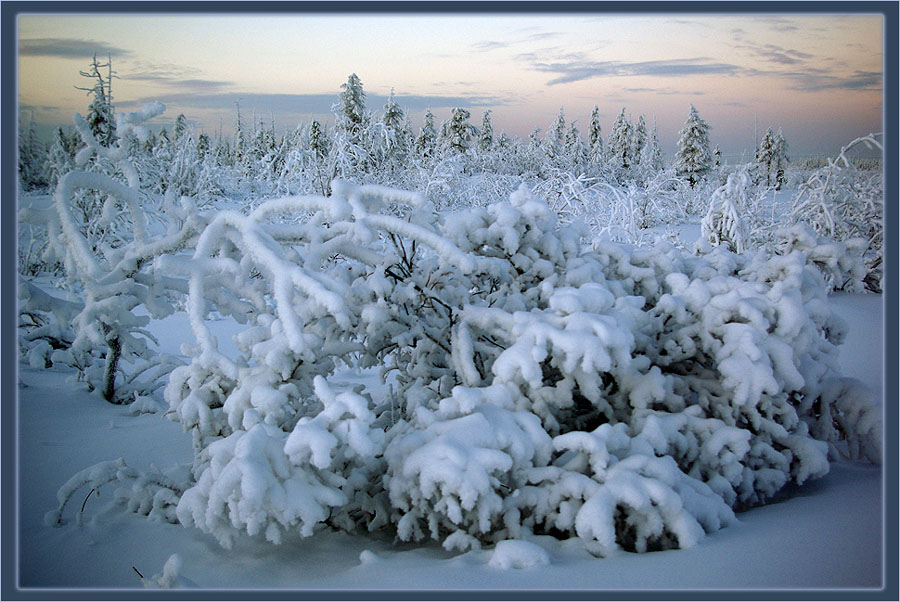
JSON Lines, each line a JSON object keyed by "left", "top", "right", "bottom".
{"left": 775, "top": 223, "right": 867, "bottom": 292}
{"left": 47, "top": 179, "right": 881, "bottom": 558}
{"left": 790, "top": 134, "right": 883, "bottom": 292}
{"left": 19, "top": 104, "right": 205, "bottom": 403}
{"left": 701, "top": 168, "right": 750, "bottom": 253}
{"left": 45, "top": 457, "right": 184, "bottom": 527}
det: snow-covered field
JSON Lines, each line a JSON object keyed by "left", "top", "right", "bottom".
{"left": 13, "top": 95, "right": 888, "bottom": 597}
{"left": 16, "top": 289, "right": 884, "bottom": 593}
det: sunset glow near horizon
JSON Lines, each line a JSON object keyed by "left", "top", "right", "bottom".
{"left": 17, "top": 12, "right": 884, "bottom": 159}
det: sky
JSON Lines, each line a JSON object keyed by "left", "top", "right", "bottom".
{"left": 17, "top": 10, "right": 885, "bottom": 159}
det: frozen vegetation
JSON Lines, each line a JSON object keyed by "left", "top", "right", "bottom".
{"left": 16, "top": 69, "right": 885, "bottom": 591}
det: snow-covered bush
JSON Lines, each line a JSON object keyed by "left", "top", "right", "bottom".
{"left": 790, "top": 134, "right": 883, "bottom": 292}
{"left": 47, "top": 179, "right": 880, "bottom": 559}
{"left": 533, "top": 170, "right": 688, "bottom": 244}
{"left": 701, "top": 168, "right": 751, "bottom": 253}
{"left": 45, "top": 457, "right": 184, "bottom": 527}
{"left": 776, "top": 223, "right": 867, "bottom": 292}
{"left": 19, "top": 103, "right": 204, "bottom": 403}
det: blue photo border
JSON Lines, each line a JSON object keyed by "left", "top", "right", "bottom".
{"left": 2, "top": 1, "right": 897, "bottom": 600}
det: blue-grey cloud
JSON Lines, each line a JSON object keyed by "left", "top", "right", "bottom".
{"left": 757, "top": 17, "right": 800, "bottom": 33}
{"left": 624, "top": 87, "right": 695, "bottom": 96}
{"left": 784, "top": 70, "right": 882, "bottom": 92}
{"left": 19, "top": 37, "right": 132, "bottom": 59}
{"left": 127, "top": 72, "right": 234, "bottom": 92}
{"left": 736, "top": 42, "right": 815, "bottom": 66}
{"left": 19, "top": 103, "right": 60, "bottom": 114}
{"left": 472, "top": 41, "right": 508, "bottom": 51}
{"left": 472, "top": 30, "right": 560, "bottom": 53}
{"left": 115, "top": 91, "right": 514, "bottom": 116}
{"left": 531, "top": 57, "right": 745, "bottom": 85}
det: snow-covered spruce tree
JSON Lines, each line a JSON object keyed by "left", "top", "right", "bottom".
{"left": 790, "top": 134, "right": 883, "bottom": 292}
{"left": 588, "top": 106, "right": 605, "bottom": 170}
{"left": 378, "top": 88, "right": 411, "bottom": 171}
{"left": 630, "top": 114, "right": 648, "bottom": 170}
{"left": 479, "top": 110, "right": 494, "bottom": 152}
{"left": 337, "top": 73, "right": 367, "bottom": 135}
{"left": 606, "top": 108, "right": 633, "bottom": 179}
{"left": 309, "top": 119, "right": 330, "bottom": 162}
{"left": 752, "top": 127, "right": 777, "bottom": 187}
{"left": 43, "top": 127, "right": 76, "bottom": 190}
{"left": 701, "top": 167, "right": 751, "bottom": 254}
{"left": 440, "top": 107, "right": 476, "bottom": 155}
{"left": 76, "top": 54, "right": 117, "bottom": 148}
{"left": 18, "top": 112, "right": 47, "bottom": 190}
{"left": 773, "top": 128, "right": 789, "bottom": 190}
{"left": 565, "top": 121, "right": 588, "bottom": 171}
{"left": 632, "top": 118, "right": 665, "bottom": 186}
{"left": 674, "top": 104, "right": 712, "bottom": 189}
{"left": 19, "top": 103, "right": 203, "bottom": 404}
{"left": 163, "top": 113, "right": 219, "bottom": 202}
{"left": 415, "top": 110, "right": 439, "bottom": 160}
{"left": 541, "top": 107, "right": 569, "bottom": 169}
{"left": 646, "top": 119, "right": 665, "bottom": 171}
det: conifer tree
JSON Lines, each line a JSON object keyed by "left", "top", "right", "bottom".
{"left": 753, "top": 127, "right": 778, "bottom": 187}
{"left": 544, "top": 107, "right": 567, "bottom": 162}
{"left": 233, "top": 101, "right": 245, "bottom": 167}
{"left": 588, "top": 105, "right": 604, "bottom": 166}
{"left": 173, "top": 114, "right": 189, "bottom": 139}
{"left": 381, "top": 89, "right": 409, "bottom": 162}
{"left": 631, "top": 114, "right": 648, "bottom": 166}
{"left": 773, "top": 128, "right": 789, "bottom": 190}
{"left": 607, "top": 108, "right": 633, "bottom": 173}
{"left": 197, "top": 133, "right": 210, "bottom": 158}
{"left": 440, "top": 107, "right": 474, "bottom": 154}
{"left": 18, "top": 111, "right": 46, "bottom": 189}
{"left": 43, "top": 127, "right": 74, "bottom": 189}
{"left": 647, "top": 117, "right": 664, "bottom": 172}
{"left": 674, "top": 104, "right": 712, "bottom": 188}
{"left": 565, "top": 121, "right": 587, "bottom": 168}
{"left": 479, "top": 110, "right": 494, "bottom": 152}
{"left": 337, "top": 73, "right": 367, "bottom": 141}
{"left": 415, "top": 110, "right": 438, "bottom": 159}
{"left": 76, "top": 54, "right": 117, "bottom": 148}
{"left": 308, "top": 120, "right": 330, "bottom": 162}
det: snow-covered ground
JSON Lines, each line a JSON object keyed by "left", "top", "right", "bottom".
{"left": 16, "top": 291, "right": 884, "bottom": 593}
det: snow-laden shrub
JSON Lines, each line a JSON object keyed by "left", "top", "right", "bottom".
{"left": 49, "top": 180, "right": 880, "bottom": 558}
{"left": 701, "top": 168, "right": 751, "bottom": 254}
{"left": 775, "top": 223, "right": 867, "bottom": 292}
{"left": 531, "top": 169, "right": 689, "bottom": 244}
{"left": 45, "top": 457, "right": 184, "bottom": 527}
{"left": 790, "top": 134, "right": 883, "bottom": 292}
{"left": 161, "top": 180, "right": 476, "bottom": 543}
{"left": 19, "top": 103, "right": 204, "bottom": 403}
{"left": 176, "top": 377, "right": 388, "bottom": 548}
{"left": 18, "top": 278, "right": 80, "bottom": 369}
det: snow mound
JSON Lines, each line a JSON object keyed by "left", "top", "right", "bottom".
{"left": 489, "top": 540, "right": 550, "bottom": 570}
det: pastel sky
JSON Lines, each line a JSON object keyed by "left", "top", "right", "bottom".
{"left": 17, "top": 11, "right": 884, "bottom": 159}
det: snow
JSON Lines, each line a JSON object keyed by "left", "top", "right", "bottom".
{"left": 16, "top": 291, "right": 883, "bottom": 591}
{"left": 13, "top": 102, "right": 886, "bottom": 594}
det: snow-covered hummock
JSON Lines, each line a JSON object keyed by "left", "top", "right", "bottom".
{"left": 488, "top": 540, "right": 550, "bottom": 569}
